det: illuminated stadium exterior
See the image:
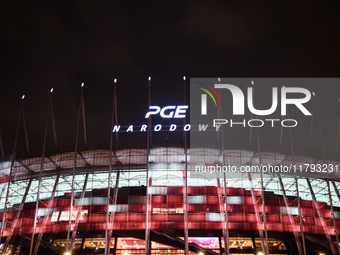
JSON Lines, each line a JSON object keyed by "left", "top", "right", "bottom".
{"left": 1, "top": 79, "right": 340, "bottom": 255}
{"left": 1, "top": 146, "right": 340, "bottom": 255}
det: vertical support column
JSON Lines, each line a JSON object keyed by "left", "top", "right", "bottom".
{"left": 217, "top": 179, "right": 227, "bottom": 255}
{"left": 247, "top": 82, "right": 266, "bottom": 254}
{"left": 29, "top": 89, "right": 54, "bottom": 255}
{"left": 313, "top": 93, "right": 326, "bottom": 161}
{"left": 278, "top": 175, "right": 303, "bottom": 255}
{"left": 145, "top": 77, "right": 152, "bottom": 255}
{"left": 308, "top": 105, "right": 314, "bottom": 150}
{"left": 183, "top": 76, "right": 189, "bottom": 255}
{"left": 279, "top": 115, "right": 284, "bottom": 148}
{"left": 295, "top": 177, "right": 306, "bottom": 255}
{"left": 222, "top": 142, "right": 229, "bottom": 254}
{"left": 106, "top": 170, "right": 120, "bottom": 254}
{"left": 247, "top": 172, "right": 266, "bottom": 253}
{"left": 249, "top": 114, "right": 253, "bottom": 147}
{"left": 256, "top": 128, "right": 269, "bottom": 255}
{"left": 184, "top": 144, "right": 189, "bottom": 255}
{"left": 248, "top": 80, "right": 255, "bottom": 147}
{"left": 291, "top": 115, "right": 306, "bottom": 255}
{"left": 222, "top": 171, "right": 229, "bottom": 255}
{"left": 0, "top": 96, "right": 24, "bottom": 242}
{"left": 32, "top": 174, "right": 60, "bottom": 255}
{"left": 81, "top": 83, "right": 87, "bottom": 149}
{"left": 2, "top": 179, "right": 32, "bottom": 253}
{"left": 114, "top": 79, "right": 119, "bottom": 146}
{"left": 69, "top": 173, "right": 89, "bottom": 249}
{"left": 50, "top": 97, "right": 58, "bottom": 148}
{"left": 105, "top": 78, "right": 117, "bottom": 255}
{"left": 66, "top": 83, "right": 85, "bottom": 253}
{"left": 306, "top": 178, "right": 336, "bottom": 255}
{"left": 217, "top": 78, "right": 229, "bottom": 255}
{"left": 106, "top": 79, "right": 121, "bottom": 254}
{"left": 327, "top": 179, "right": 340, "bottom": 255}
{"left": 286, "top": 107, "right": 306, "bottom": 255}
{"left": 22, "top": 102, "right": 30, "bottom": 154}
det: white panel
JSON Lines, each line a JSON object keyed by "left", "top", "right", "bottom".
{"left": 227, "top": 196, "right": 244, "bottom": 205}
{"left": 37, "top": 208, "right": 51, "bottom": 217}
{"left": 280, "top": 206, "right": 298, "bottom": 215}
{"left": 188, "top": 195, "right": 206, "bottom": 204}
{"left": 109, "top": 204, "right": 128, "bottom": 213}
{"left": 206, "top": 212, "right": 223, "bottom": 221}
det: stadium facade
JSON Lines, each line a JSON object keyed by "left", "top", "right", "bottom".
{"left": 0, "top": 80, "right": 340, "bottom": 255}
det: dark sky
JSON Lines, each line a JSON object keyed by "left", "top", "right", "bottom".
{"left": 0, "top": 1, "right": 340, "bottom": 155}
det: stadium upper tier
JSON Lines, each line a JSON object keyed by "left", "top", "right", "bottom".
{"left": 0, "top": 147, "right": 339, "bottom": 208}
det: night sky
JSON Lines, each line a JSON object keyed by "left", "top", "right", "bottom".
{"left": 1, "top": 1, "right": 340, "bottom": 155}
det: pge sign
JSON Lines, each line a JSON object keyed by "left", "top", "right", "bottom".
{"left": 145, "top": 105, "right": 188, "bottom": 118}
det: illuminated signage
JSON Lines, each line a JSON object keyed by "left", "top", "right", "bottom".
{"left": 145, "top": 105, "right": 188, "bottom": 118}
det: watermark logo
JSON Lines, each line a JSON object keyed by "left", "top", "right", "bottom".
{"left": 200, "top": 83, "right": 312, "bottom": 116}
{"left": 197, "top": 82, "right": 223, "bottom": 115}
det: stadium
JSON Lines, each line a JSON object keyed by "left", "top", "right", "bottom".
{"left": 0, "top": 80, "right": 340, "bottom": 255}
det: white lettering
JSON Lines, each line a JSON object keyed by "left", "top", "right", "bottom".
{"left": 169, "top": 124, "right": 177, "bottom": 131}
{"left": 281, "top": 87, "right": 312, "bottom": 115}
{"left": 174, "top": 105, "right": 189, "bottom": 118}
{"left": 247, "top": 119, "right": 264, "bottom": 127}
{"left": 112, "top": 125, "right": 121, "bottom": 132}
{"left": 145, "top": 106, "right": 161, "bottom": 118}
{"left": 265, "top": 119, "right": 280, "bottom": 127}
{"left": 213, "top": 119, "right": 228, "bottom": 127}
{"left": 281, "top": 119, "right": 298, "bottom": 127}
{"left": 199, "top": 124, "right": 209, "bottom": 131}
{"left": 230, "top": 119, "right": 246, "bottom": 127}
{"left": 160, "top": 106, "right": 176, "bottom": 118}
{"left": 154, "top": 124, "right": 162, "bottom": 131}
{"left": 248, "top": 87, "right": 278, "bottom": 115}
